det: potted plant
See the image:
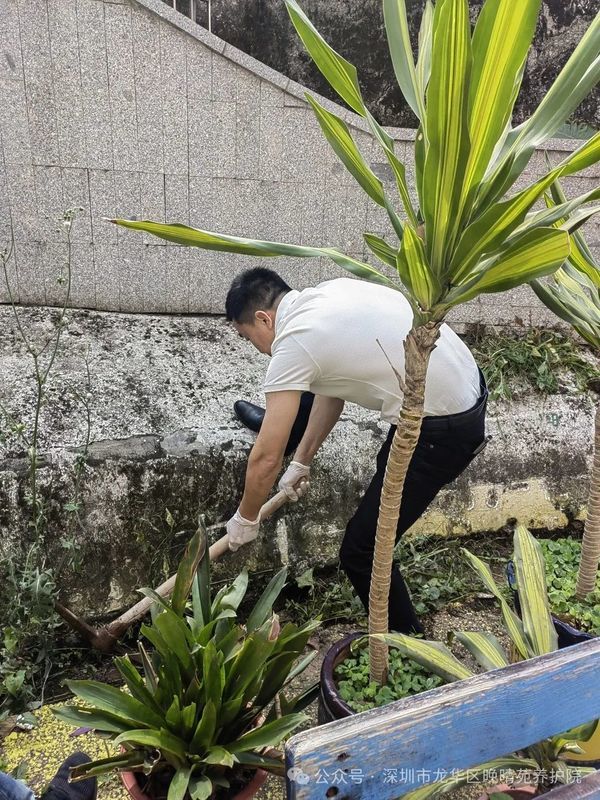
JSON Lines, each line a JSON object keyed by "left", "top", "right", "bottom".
{"left": 109, "top": 0, "right": 600, "bottom": 691}
{"left": 54, "top": 522, "right": 320, "bottom": 799}
{"left": 360, "top": 524, "right": 599, "bottom": 797}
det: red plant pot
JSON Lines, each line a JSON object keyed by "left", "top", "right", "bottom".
{"left": 120, "top": 768, "right": 268, "bottom": 800}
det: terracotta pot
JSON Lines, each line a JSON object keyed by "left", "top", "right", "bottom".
{"left": 120, "top": 768, "right": 268, "bottom": 800}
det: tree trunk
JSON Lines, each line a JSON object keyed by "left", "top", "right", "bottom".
{"left": 369, "top": 322, "right": 441, "bottom": 685}
{"left": 576, "top": 403, "right": 600, "bottom": 599}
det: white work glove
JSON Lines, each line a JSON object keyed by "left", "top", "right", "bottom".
{"left": 227, "top": 509, "right": 260, "bottom": 552}
{"left": 278, "top": 461, "right": 311, "bottom": 501}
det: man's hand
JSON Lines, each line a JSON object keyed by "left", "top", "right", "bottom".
{"left": 227, "top": 508, "right": 260, "bottom": 552}
{"left": 278, "top": 461, "right": 311, "bottom": 501}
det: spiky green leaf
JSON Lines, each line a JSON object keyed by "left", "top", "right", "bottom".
{"left": 376, "top": 633, "right": 473, "bottom": 682}
{"left": 454, "top": 631, "right": 510, "bottom": 671}
{"left": 383, "top": 0, "right": 426, "bottom": 121}
{"left": 513, "top": 524, "right": 558, "bottom": 656}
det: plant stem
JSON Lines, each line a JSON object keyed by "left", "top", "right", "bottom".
{"left": 369, "top": 322, "right": 441, "bottom": 685}
{"left": 576, "top": 402, "right": 600, "bottom": 598}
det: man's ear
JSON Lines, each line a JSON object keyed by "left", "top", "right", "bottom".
{"left": 255, "top": 310, "right": 275, "bottom": 328}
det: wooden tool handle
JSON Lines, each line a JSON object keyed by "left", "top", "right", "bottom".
{"left": 105, "top": 487, "right": 301, "bottom": 639}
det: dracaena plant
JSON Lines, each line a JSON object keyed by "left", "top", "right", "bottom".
{"left": 373, "top": 524, "right": 599, "bottom": 798}
{"left": 53, "top": 523, "right": 319, "bottom": 800}
{"left": 529, "top": 178, "right": 600, "bottom": 603}
{"left": 110, "top": 0, "right": 600, "bottom": 684}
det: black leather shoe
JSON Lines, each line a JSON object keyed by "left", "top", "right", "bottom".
{"left": 41, "top": 753, "right": 97, "bottom": 800}
{"left": 234, "top": 392, "right": 315, "bottom": 456}
{"left": 233, "top": 400, "right": 264, "bottom": 433}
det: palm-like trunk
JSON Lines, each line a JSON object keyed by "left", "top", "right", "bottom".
{"left": 369, "top": 322, "right": 441, "bottom": 685}
{"left": 576, "top": 404, "right": 600, "bottom": 599}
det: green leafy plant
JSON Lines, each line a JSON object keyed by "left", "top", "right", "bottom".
{"left": 54, "top": 522, "right": 320, "bottom": 800}
{"left": 373, "top": 525, "right": 598, "bottom": 797}
{"left": 0, "top": 212, "right": 91, "bottom": 720}
{"left": 335, "top": 642, "right": 443, "bottom": 713}
{"left": 284, "top": 567, "right": 367, "bottom": 626}
{"left": 541, "top": 538, "right": 600, "bottom": 635}
{"left": 471, "top": 329, "right": 598, "bottom": 402}
{"left": 109, "top": 0, "right": 600, "bottom": 685}
{"left": 530, "top": 180, "right": 600, "bottom": 601}
{"left": 396, "top": 533, "right": 495, "bottom": 614}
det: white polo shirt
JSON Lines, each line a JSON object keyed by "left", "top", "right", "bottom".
{"left": 263, "top": 278, "right": 480, "bottom": 422}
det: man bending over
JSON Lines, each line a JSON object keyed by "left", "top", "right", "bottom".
{"left": 225, "top": 268, "right": 488, "bottom": 634}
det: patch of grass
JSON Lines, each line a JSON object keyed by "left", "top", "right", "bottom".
{"left": 398, "top": 532, "right": 512, "bottom": 616}
{"left": 283, "top": 566, "right": 367, "bottom": 627}
{"left": 469, "top": 328, "right": 599, "bottom": 401}
{"left": 283, "top": 532, "right": 513, "bottom": 627}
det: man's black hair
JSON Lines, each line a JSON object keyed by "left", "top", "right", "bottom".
{"left": 225, "top": 267, "right": 292, "bottom": 323}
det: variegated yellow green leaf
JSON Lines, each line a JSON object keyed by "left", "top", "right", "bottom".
{"left": 383, "top": 0, "right": 426, "bottom": 122}
{"left": 108, "top": 219, "right": 398, "bottom": 289}
{"left": 450, "top": 172, "right": 559, "bottom": 282}
{"left": 477, "top": 15, "right": 600, "bottom": 209}
{"left": 459, "top": 0, "right": 540, "bottom": 216}
{"left": 305, "top": 93, "right": 385, "bottom": 206}
{"left": 284, "top": 0, "right": 364, "bottom": 116}
{"left": 532, "top": 275, "right": 600, "bottom": 350}
{"left": 400, "top": 224, "right": 440, "bottom": 310}
{"left": 559, "top": 719, "right": 599, "bottom": 745}
{"left": 364, "top": 233, "right": 398, "bottom": 268}
{"left": 451, "top": 133, "right": 599, "bottom": 282}
{"left": 559, "top": 130, "right": 600, "bottom": 176}
{"left": 447, "top": 227, "right": 570, "bottom": 306}
{"left": 403, "top": 757, "right": 539, "bottom": 800}
{"left": 461, "top": 548, "right": 530, "bottom": 659}
{"left": 376, "top": 633, "right": 473, "bottom": 682}
{"left": 528, "top": 180, "right": 600, "bottom": 351}
{"left": 513, "top": 524, "right": 558, "bottom": 656}
{"left": 514, "top": 186, "right": 600, "bottom": 240}
{"left": 454, "top": 631, "right": 510, "bottom": 671}
{"left": 416, "top": 1, "right": 434, "bottom": 101}
{"left": 569, "top": 232, "right": 600, "bottom": 290}
{"left": 423, "top": 0, "right": 472, "bottom": 274}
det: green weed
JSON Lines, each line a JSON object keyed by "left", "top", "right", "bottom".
{"left": 541, "top": 537, "right": 600, "bottom": 635}
{"left": 335, "top": 640, "right": 443, "bottom": 713}
{"left": 470, "top": 329, "right": 598, "bottom": 401}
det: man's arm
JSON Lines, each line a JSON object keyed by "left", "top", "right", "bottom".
{"left": 293, "top": 395, "right": 345, "bottom": 465}
{"left": 238, "top": 390, "right": 301, "bottom": 521}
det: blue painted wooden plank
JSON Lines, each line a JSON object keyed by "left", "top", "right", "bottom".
{"left": 285, "top": 637, "right": 600, "bottom": 799}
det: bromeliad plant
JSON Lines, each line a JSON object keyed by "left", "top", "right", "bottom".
{"left": 54, "top": 524, "right": 320, "bottom": 800}
{"left": 110, "top": 0, "right": 600, "bottom": 684}
{"left": 374, "top": 525, "right": 599, "bottom": 798}
{"left": 530, "top": 179, "right": 600, "bottom": 603}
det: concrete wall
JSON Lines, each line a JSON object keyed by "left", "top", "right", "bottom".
{"left": 0, "top": 306, "right": 594, "bottom": 614}
{"left": 0, "top": 0, "right": 599, "bottom": 324}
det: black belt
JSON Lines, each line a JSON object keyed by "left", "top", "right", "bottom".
{"left": 421, "top": 368, "right": 488, "bottom": 434}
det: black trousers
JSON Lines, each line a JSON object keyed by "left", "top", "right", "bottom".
{"left": 339, "top": 372, "right": 489, "bottom": 634}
